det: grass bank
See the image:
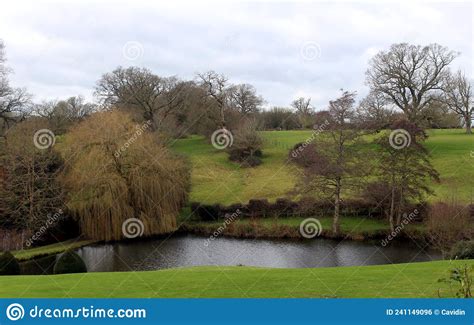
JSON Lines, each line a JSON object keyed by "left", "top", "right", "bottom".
{"left": 12, "top": 239, "right": 97, "bottom": 261}
{"left": 171, "top": 129, "right": 474, "bottom": 205}
{"left": 180, "top": 216, "right": 426, "bottom": 241}
{"left": 1, "top": 260, "right": 472, "bottom": 298}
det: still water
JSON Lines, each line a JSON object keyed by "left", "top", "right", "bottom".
{"left": 76, "top": 234, "right": 441, "bottom": 272}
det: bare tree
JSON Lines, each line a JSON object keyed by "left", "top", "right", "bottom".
{"left": 35, "top": 95, "right": 96, "bottom": 134}
{"left": 62, "top": 95, "right": 96, "bottom": 120}
{"left": 197, "top": 71, "right": 229, "bottom": 128}
{"left": 228, "top": 83, "right": 264, "bottom": 115}
{"left": 356, "top": 90, "right": 395, "bottom": 130}
{"left": 366, "top": 43, "right": 458, "bottom": 124}
{"left": 95, "top": 66, "right": 183, "bottom": 130}
{"left": 291, "top": 97, "right": 314, "bottom": 128}
{"left": 0, "top": 40, "right": 31, "bottom": 134}
{"left": 427, "top": 201, "right": 472, "bottom": 255}
{"left": 290, "top": 91, "right": 366, "bottom": 234}
{"left": 440, "top": 70, "right": 473, "bottom": 134}
{"left": 1, "top": 119, "right": 64, "bottom": 237}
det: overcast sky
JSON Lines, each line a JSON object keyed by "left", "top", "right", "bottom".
{"left": 0, "top": 0, "right": 472, "bottom": 109}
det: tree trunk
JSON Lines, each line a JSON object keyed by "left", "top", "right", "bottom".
{"left": 220, "top": 105, "right": 226, "bottom": 128}
{"left": 389, "top": 186, "right": 396, "bottom": 233}
{"left": 143, "top": 111, "right": 157, "bottom": 131}
{"left": 333, "top": 179, "right": 341, "bottom": 235}
{"left": 465, "top": 114, "right": 472, "bottom": 134}
{"left": 396, "top": 188, "right": 404, "bottom": 226}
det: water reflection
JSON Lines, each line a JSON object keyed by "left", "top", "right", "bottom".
{"left": 76, "top": 234, "right": 441, "bottom": 272}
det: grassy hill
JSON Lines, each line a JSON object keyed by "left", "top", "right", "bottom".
{"left": 1, "top": 260, "right": 472, "bottom": 298}
{"left": 172, "top": 129, "right": 474, "bottom": 205}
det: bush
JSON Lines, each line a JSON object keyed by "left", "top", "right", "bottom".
{"left": 449, "top": 241, "right": 474, "bottom": 260}
{"left": 468, "top": 204, "right": 474, "bottom": 218}
{"left": 242, "top": 155, "right": 262, "bottom": 167}
{"left": 53, "top": 250, "right": 87, "bottom": 274}
{"left": 427, "top": 202, "right": 472, "bottom": 255}
{"left": 272, "top": 198, "right": 297, "bottom": 217}
{"left": 247, "top": 199, "right": 270, "bottom": 217}
{"left": 192, "top": 203, "right": 221, "bottom": 221}
{"left": 190, "top": 202, "right": 200, "bottom": 214}
{"left": 20, "top": 255, "right": 56, "bottom": 275}
{"left": 295, "top": 197, "right": 318, "bottom": 217}
{"left": 0, "top": 251, "right": 20, "bottom": 275}
{"left": 222, "top": 203, "right": 245, "bottom": 217}
{"left": 227, "top": 121, "right": 263, "bottom": 167}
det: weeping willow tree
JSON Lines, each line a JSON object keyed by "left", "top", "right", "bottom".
{"left": 61, "top": 110, "right": 189, "bottom": 241}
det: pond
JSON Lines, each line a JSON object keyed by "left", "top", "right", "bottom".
{"left": 75, "top": 234, "right": 441, "bottom": 272}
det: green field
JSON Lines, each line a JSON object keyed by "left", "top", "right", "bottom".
{"left": 1, "top": 260, "right": 472, "bottom": 298}
{"left": 172, "top": 129, "right": 474, "bottom": 205}
{"left": 5, "top": 129, "right": 472, "bottom": 299}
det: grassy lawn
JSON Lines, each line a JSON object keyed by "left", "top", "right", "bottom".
{"left": 172, "top": 129, "right": 474, "bottom": 205}
{"left": 1, "top": 260, "right": 472, "bottom": 298}
{"left": 12, "top": 239, "right": 97, "bottom": 261}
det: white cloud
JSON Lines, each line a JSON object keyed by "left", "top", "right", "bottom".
{"left": 0, "top": 0, "right": 472, "bottom": 109}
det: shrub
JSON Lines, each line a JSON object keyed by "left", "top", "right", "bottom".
{"left": 468, "top": 204, "right": 474, "bottom": 218}
{"left": 272, "top": 198, "right": 297, "bottom": 217}
{"left": 438, "top": 264, "right": 472, "bottom": 298}
{"left": 0, "top": 251, "right": 20, "bottom": 275}
{"left": 341, "top": 199, "right": 375, "bottom": 218}
{"left": 449, "top": 241, "right": 474, "bottom": 260}
{"left": 227, "top": 120, "right": 263, "bottom": 167}
{"left": 20, "top": 255, "right": 56, "bottom": 275}
{"left": 193, "top": 203, "right": 221, "bottom": 221}
{"left": 53, "top": 250, "right": 87, "bottom": 274}
{"left": 190, "top": 202, "right": 200, "bottom": 214}
{"left": 427, "top": 202, "right": 471, "bottom": 255}
{"left": 247, "top": 199, "right": 270, "bottom": 217}
{"left": 242, "top": 155, "right": 262, "bottom": 167}
{"left": 222, "top": 203, "right": 245, "bottom": 217}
